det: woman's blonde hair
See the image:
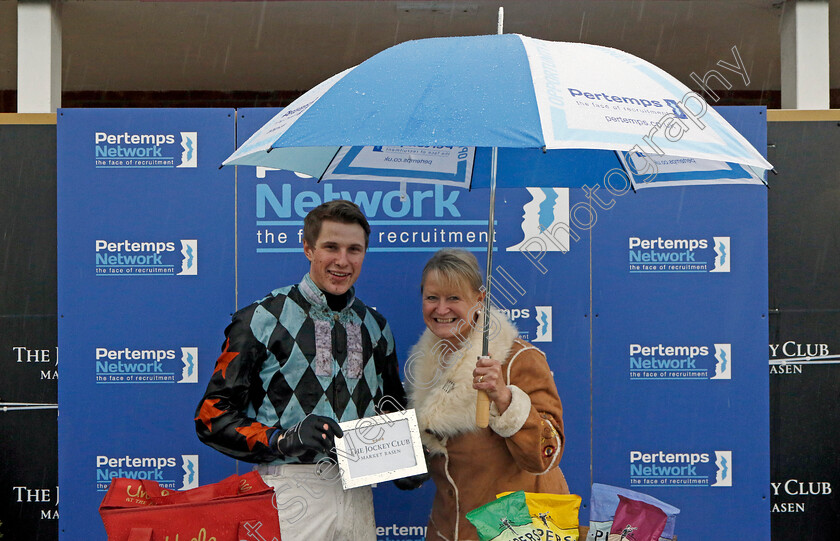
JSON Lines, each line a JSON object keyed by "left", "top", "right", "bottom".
{"left": 421, "top": 248, "right": 484, "bottom": 295}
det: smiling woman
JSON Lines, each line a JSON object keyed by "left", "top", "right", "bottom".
{"left": 421, "top": 251, "right": 485, "bottom": 345}
{"left": 403, "top": 248, "right": 569, "bottom": 541}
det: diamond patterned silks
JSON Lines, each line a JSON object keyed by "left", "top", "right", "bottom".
{"left": 195, "top": 274, "right": 402, "bottom": 464}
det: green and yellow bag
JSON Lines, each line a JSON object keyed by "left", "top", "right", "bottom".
{"left": 466, "top": 491, "right": 541, "bottom": 541}
{"left": 498, "top": 491, "right": 582, "bottom": 541}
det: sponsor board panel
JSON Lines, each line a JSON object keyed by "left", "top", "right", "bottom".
{"left": 56, "top": 109, "right": 234, "bottom": 316}
{"left": 767, "top": 121, "right": 840, "bottom": 311}
{"left": 769, "top": 310, "right": 840, "bottom": 536}
{"left": 767, "top": 120, "right": 840, "bottom": 539}
{"left": 590, "top": 107, "right": 769, "bottom": 540}
{"left": 0, "top": 316, "right": 59, "bottom": 540}
{"left": 0, "top": 123, "right": 58, "bottom": 541}
{"left": 235, "top": 109, "right": 593, "bottom": 538}
{"left": 486, "top": 186, "right": 593, "bottom": 508}
{"left": 0, "top": 318, "right": 58, "bottom": 540}
{"left": 0, "top": 409, "right": 59, "bottom": 540}
{"left": 0, "top": 317, "right": 58, "bottom": 403}
{"left": 57, "top": 109, "right": 237, "bottom": 540}
{"left": 50, "top": 105, "right": 776, "bottom": 535}
{"left": 589, "top": 186, "right": 768, "bottom": 509}
{"left": 0, "top": 124, "right": 57, "bottom": 316}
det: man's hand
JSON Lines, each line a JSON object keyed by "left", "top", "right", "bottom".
{"left": 392, "top": 471, "right": 431, "bottom": 490}
{"left": 276, "top": 415, "right": 343, "bottom": 457}
{"left": 392, "top": 445, "right": 431, "bottom": 490}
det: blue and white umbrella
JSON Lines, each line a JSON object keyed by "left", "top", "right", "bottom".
{"left": 224, "top": 32, "right": 772, "bottom": 424}
{"left": 224, "top": 33, "right": 771, "bottom": 187}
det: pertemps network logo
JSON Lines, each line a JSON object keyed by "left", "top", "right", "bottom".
{"left": 507, "top": 188, "right": 571, "bottom": 254}
{"left": 711, "top": 344, "right": 732, "bottom": 379}
{"left": 712, "top": 451, "right": 733, "bottom": 487}
{"left": 181, "top": 455, "right": 199, "bottom": 490}
{"left": 96, "top": 454, "right": 199, "bottom": 491}
{"left": 628, "top": 236, "right": 730, "bottom": 274}
{"left": 629, "top": 343, "right": 731, "bottom": 381}
{"left": 630, "top": 450, "right": 732, "bottom": 488}
{"left": 94, "top": 347, "right": 198, "bottom": 384}
{"left": 533, "top": 306, "right": 552, "bottom": 343}
{"left": 94, "top": 131, "right": 197, "bottom": 169}
{"left": 177, "top": 132, "right": 198, "bottom": 168}
{"left": 710, "top": 236, "right": 731, "bottom": 273}
{"left": 95, "top": 239, "right": 197, "bottom": 277}
{"left": 178, "top": 240, "right": 198, "bottom": 275}
{"left": 498, "top": 306, "right": 552, "bottom": 343}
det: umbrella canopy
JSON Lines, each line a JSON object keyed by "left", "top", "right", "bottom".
{"left": 224, "top": 33, "right": 771, "bottom": 182}
{"left": 224, "top": 32, "right": 772, "bottom": 426}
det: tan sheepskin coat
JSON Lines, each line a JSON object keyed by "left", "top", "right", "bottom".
{"left": 407, "top": 311, "right": 569, "bottom": 541}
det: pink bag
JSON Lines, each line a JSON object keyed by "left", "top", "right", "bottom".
{"left": 608, "top": 495, "right": 667, "bottom": 541}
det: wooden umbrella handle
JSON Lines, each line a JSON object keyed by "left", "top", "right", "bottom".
{"left": 476, "top": 390, "right": 490, "bottom": 428}
{"left": 476, "top": 353, "right": 491, "bottom": 428}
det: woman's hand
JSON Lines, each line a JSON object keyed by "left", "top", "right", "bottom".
{"left": 473, "top": 356, "right": 512, "bottom": 414}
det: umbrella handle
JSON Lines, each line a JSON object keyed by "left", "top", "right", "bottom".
{"left": 476, "top": 390, "right": 490, "bottom": 428}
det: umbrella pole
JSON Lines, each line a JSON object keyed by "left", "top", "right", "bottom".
{"left": 476, "top": 6, "right": 504, "bottom": 428}
{"left": 476, "top": 146, "right": 498, "bottom": 428}
{"left": 481, "top": 146, "right": 498, "bottom": 358}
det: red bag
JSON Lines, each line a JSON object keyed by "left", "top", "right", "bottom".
{"left": 99, "top": 471, "right": 282, "bottom": 541}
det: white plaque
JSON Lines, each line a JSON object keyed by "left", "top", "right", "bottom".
{"left": 334, "top": 409, "right": 427, "bottom": 490}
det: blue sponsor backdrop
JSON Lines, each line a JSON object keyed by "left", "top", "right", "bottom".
{"left": 235, "top": 108, "right": 593, "bottom": 537}
{"left": 57, "top": 109, "right": 237, "bottom": 539}
{"left": 590, "top": 109, "right": 769, "bottom": 538}
{"left": 58, "top": 107, "right": 767, "bottom": 541}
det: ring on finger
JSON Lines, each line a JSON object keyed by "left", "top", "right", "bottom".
{"left": 478, "top": 375, "right": 485, "bottom": 383}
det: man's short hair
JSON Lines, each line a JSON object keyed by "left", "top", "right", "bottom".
{"left": 303, "top": 199, "right": 371, "bottom": 248}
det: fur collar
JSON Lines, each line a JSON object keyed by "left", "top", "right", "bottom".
{"left": 406, "top": 309, "right": 519, "bottom": 454}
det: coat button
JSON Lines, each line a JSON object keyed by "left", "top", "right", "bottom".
{"left": 447, "top": 488, "right": 455, "bottom": 497}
